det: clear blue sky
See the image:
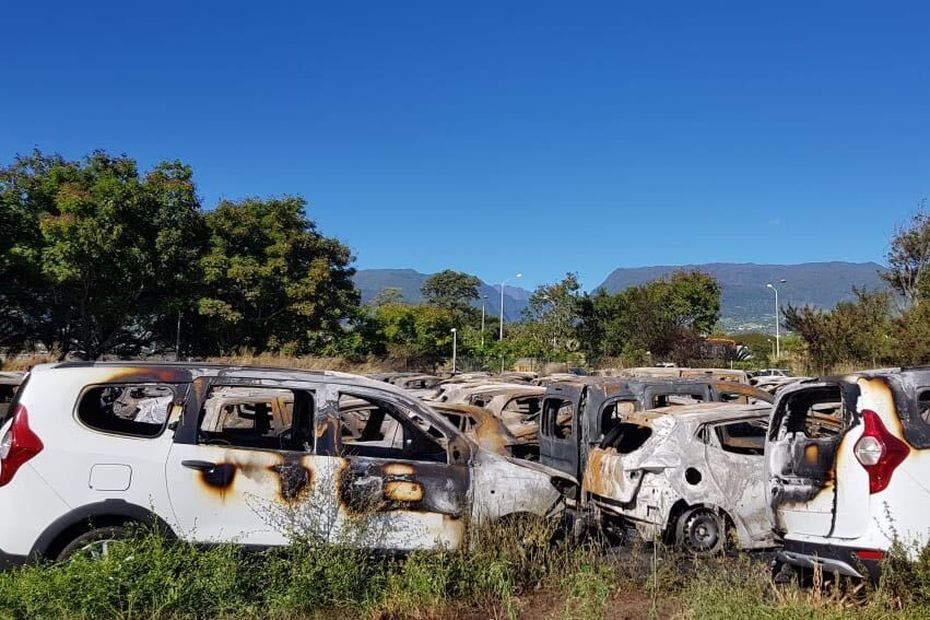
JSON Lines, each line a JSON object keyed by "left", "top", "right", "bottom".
{"left": 3, "top": 1, "right": 929, "bottom": 290}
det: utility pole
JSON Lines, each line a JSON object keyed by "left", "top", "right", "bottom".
{"left": 450, "top": 328, "right": 458, "bottom": 374}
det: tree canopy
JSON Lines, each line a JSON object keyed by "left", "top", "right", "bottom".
{"left": 0, "top": 150, "right": 359, "bottom": 359}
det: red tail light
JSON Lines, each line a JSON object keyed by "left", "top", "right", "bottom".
{"left": 855, "top": 549, "right": 885, "bottom": 561}
{"left": 0, "top": 405, "right": 44, "bottom": 487}
{"left": 853, "top": 409, "right": 909, "bottom": 494}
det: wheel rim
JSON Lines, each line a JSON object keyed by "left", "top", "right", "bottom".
{"left": 75, "top": 538, "right": 117, "bottom": 560}
{"left": 684, "top": 512, "right": 721, "bottom": 552}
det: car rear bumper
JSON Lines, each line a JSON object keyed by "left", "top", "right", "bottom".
{"left": 777, "top": 539, "right": 882, "bottom": 581}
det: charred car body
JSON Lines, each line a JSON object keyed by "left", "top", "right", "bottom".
{"left": 766, "top": 368, "right": 930, "bottom": 580}
{"left": 538, "top": 377, "right": 773, "bottom": 489}
{"left": 584, "top": 403, "right": 773, "bottom": 552}
{"left": 0, "top": 363, "right": 572, "bottom": 567}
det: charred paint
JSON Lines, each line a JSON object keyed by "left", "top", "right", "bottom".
{"left": 199, "top": 463, "right": 238, "bottom": 495}
{"left": 269, "top": 460, "right": 314, "bottom": 504}
{"left": 106, "top": 366, "right": 194, "bottom": 384}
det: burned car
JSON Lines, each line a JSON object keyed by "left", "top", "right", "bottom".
{"left": 0, "top": 363, "right": 573, "bottom": 566}
{"left": 584, "top": 403, "right": 773, "bottom": 552}
{"left": 538, "top": 377, "right": 774, "bottom": 491}
{"left": 427, "top": 402, "right": 525, "bottom": 458}
{"left": 767, "top": 369, "right": 930, "bottom": 580}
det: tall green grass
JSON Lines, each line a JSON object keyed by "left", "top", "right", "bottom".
{"left": 5, "top": 523, "right": 930, "bottom": 619}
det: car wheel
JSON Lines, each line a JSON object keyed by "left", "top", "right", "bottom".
{"left": 676, "top": 508, "right": 726, "bottom": 555}
{"left": 57, "top": 526, "right": 130, "bottom": 562}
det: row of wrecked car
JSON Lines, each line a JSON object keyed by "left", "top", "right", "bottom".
{"left": 386, "top": 365, "right": 930, "bottom": 580}
{"left": 382, "top": 369, "right": 778, "bottom": 555}
{"left": 0, "top": 362, "right": 925, "bottom": 580}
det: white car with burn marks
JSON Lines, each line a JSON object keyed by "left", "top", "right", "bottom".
{"left": 767, "top": 369, "right": 930, "bottom": 580}
{"left": 0, "top": 362, "right": 573, "bottom": 566}
{"left": 583, "top": 403, "right": 774, "bottom": 553}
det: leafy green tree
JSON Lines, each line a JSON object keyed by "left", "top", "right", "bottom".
{"left": 882, "top": 201, "right": 930, "bottom": 306}
{"left": 523, "top": 273, "right": 582, "bottom": 359}
{"left": 373, "top": 302, "right": 455, "bottom": 369}
{"left": 196, "top": 196, "right": 358, "bottom": 355}
{"left": 372, "top": 287, "right": 405, "bottom": 306}
{"left": 783, "top": 288, "right": 893, "bottom": 373}
{"left": 420, "top": 270, "right": 481, "bottom": 312}
{"left": 0, "top": 150, "right": 205, "bottom": 358}
{"left": 578, "top": 270, "right": 721, "bottom": 364}
{"left": 894, "top": 301, "right": 930, "bottom": 366}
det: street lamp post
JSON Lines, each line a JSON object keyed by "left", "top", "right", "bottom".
{"left": 766, "top": 279, "right": 786, "bottom": 360}
{"left": 450, "top": 328, "right": 458, "bottom": 375}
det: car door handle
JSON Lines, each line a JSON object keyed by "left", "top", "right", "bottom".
{"left": 182, "top": 460, "right": 217, "bottom": 471}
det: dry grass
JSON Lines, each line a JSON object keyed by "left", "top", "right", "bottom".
{"left": 207, "top": 351, "right": 399, "bottom": 374}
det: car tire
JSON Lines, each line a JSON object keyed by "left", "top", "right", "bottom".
{"left": 676, "top": 508, "right": 726, "bottom": 555}
{"left": 57, "top": 526, "right": 130, "bottom": 562}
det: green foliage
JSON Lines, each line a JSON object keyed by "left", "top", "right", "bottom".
{"left": 579, "top": 270, "right": 722, "bottom": 364}
{"left": 420, "top": 269, "right": 480, "bottom": 312}
{"left": 784, "top": 288, "right": 894, "bottom": 373}
{"left": 195, "top": 196, "right": 358, "bottom": 355}
{"left": 522, "top": 273, "right": 583, "bottom": 359}
{"left": 373, "top": 302, "right": 455, "bottom": 369}
{"left": 883, "top": 200, "right": 930, "bottom": 305}
{"left": 0, "top": 150, "right": 360, "bottom": 359}
{"left": 7, "top": 523, "right": 930, "bottom": 619}
{"left": 0, "top": 150, "right": 205, "bottom": 359}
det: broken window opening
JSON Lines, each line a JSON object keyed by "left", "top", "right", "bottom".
{"left": 601, "top": 422, "right": 652, "bottom": 453}
{"left": 198, "top": 386, "right": 313, "bottom": 452}
{"left": 918, "top": 389, "right": 930, "bottom": 425}
{"left": 599, "top": 399, "right": 637, "bottom": 437}
{"left": 338, "top": 393, "right": 448, "bottom": 463}
{"left": 651, "top": 392, "right": 705, "bottom": 408}
{"left": 715, "top": 420, "right": 767, "bottom": 456}
{"left": 775, "top": 386, "right": 843, "bottom": 440}
{"left": 542, "top": 397, "right": 575, "bottom": 439}
{"left": 77, "top": 384, "right": 175, "bottom": 438}
{"left": 503, "top": 396, "right": 542, "bottom": 418}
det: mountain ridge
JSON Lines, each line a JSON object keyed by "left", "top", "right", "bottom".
{"left": 354, "top": 261, "right": 888, "bottom": 330}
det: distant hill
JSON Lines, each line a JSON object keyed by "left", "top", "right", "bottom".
{"left": 353, "top": 269, "right": 531, "bottom": 321}
{"left": 598, "top": 262, "right": 888, "bottom": 331}
{"left": 355, "top": 262, "right": 888, "bottom": 331}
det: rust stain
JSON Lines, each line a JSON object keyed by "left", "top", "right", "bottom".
{"left": 383, "top": 463, "right": 415, "bottom": 476}
{"left": 384, "top": 480, "right": 424, "bottom": 502}
{"left": 804, "top": 444, "right": 819, "bottom": 465}
{"left": 106, "top": 366, "right": 193, "bottom": 384}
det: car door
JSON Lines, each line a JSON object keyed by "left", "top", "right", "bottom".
{"left": 702, "top": 417, "right": 770, "bottom": 543}
{"left": 165, "top": 377, "right": 332, "bottom": 546}
{"left": 765, "top": 382, "right": 859, "bottom": 538}
{"left": 538, "top": 384, "right": 583, "bottom": 485}
{"left": 330, "top": 386, "right": 472, "bottom": 550}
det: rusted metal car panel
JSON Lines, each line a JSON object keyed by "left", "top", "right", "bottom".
{"left": 585, "top": 403, "right": 773, "bottom": 551}
{"left": 427, "top": 402, "right": 517, "bottom": 456}
{"left": 538, "top": 376, "right": 773, "bottom": 489}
